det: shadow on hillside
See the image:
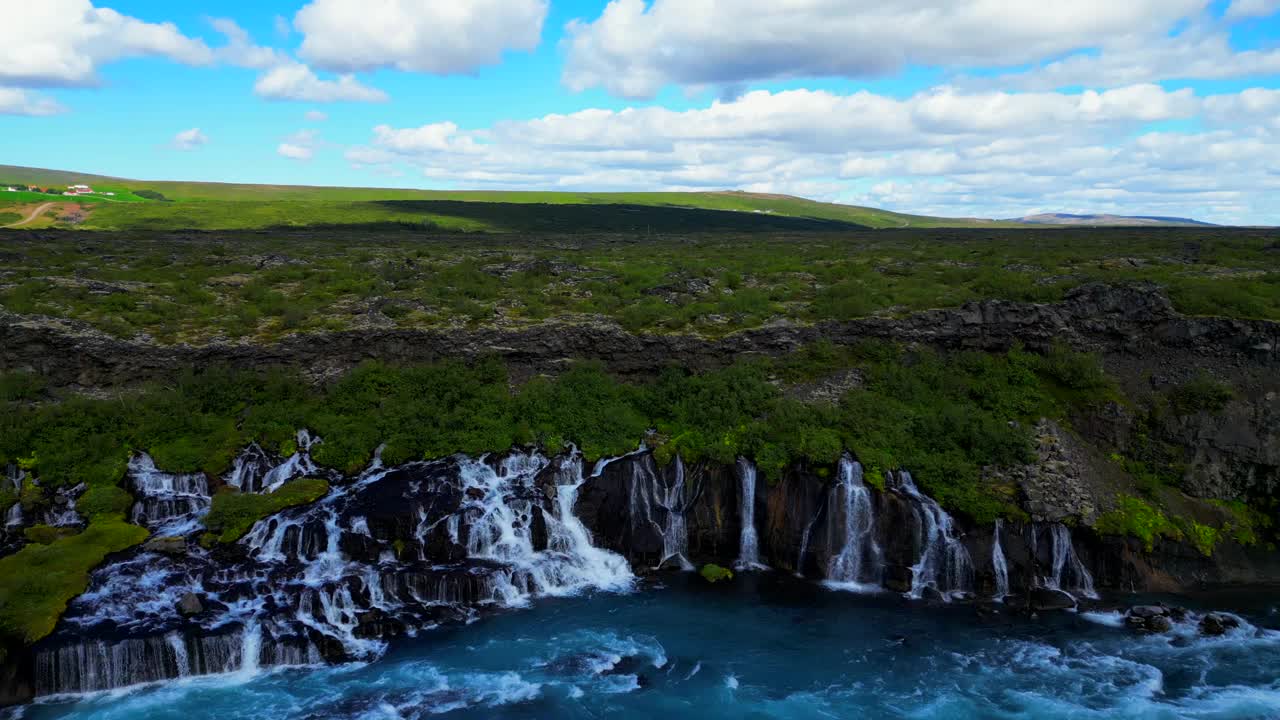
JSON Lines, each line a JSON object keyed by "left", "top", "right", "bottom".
{"left": 369, "top": 200, "right": 868, "bottom": 233}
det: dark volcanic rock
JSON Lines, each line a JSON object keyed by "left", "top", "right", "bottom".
{"left": 176, "top": 593, "right": 203, "bottom": 617}
{"left": 1199, "top": 612, "right": 1241, "bottom": 637}
{"left": 1029, "top": 588, "right": 1077, "bottom": 611}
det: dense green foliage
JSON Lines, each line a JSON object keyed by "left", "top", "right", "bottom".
{"left": 2, "top": 344, "right": 1115, "bottom": 525}
{"left": 2, "top": 229, "right": 1276, "bottom": 344}
{"left": 0, "top": 519, "right": 149, "bottom": 643}
{"left": 201, "top": 479, "right": 331, "bottom": 545}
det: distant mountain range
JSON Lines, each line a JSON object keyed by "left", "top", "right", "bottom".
{"left": 1011, "top": 213, "right": 1217, "bottom": 227}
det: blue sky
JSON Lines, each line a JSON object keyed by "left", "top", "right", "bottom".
{"left": 2, "top": 0, "right": 1279, "bottom": 223}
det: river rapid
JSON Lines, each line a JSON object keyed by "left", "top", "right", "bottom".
{"left": 14, "top": 575, "right": 1280, "bottom": 720}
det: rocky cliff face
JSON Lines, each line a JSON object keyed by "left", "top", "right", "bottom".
{"left": 3, "top": 284, "right": 1276, "bottom": 388}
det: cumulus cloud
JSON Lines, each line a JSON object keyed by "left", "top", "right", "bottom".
{"left": 254, "top": 63, "right": 388, "bottom": 103}
{"left": 562, "top": 0, "right": 1209, "bottom": 98}
{"left": 171, "top": 127, "right": 209, "bottom": 151}
{"left": 0, "top": 87, "right": 66, "bottom": 116}
{"left": 1225, "top": 0, "right": 1280, "bottom": 19}
{"left": 294, "top": 0, "right": 548, "bottom": 74}
{"left": 344, "top": 84, "right": 1280, "bottom": 224}
{"left": 977, "top": 27, "right": 1280, "bottom": 90}
{"left": 277, "top": 130, "right": 321, "bottom": 161}
{"left": 0, "top": 0, "right": 212, "bottom": 88}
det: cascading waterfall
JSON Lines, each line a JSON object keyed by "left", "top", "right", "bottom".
{"left": 545, "top": 453, "right": 635, "bottom": 592}
{"left": 734, "top": 458, "right": 763, "bottom": 570}
{"left": 460, "top": 450, "right": 633, "bottom": 603}
{"left": 129, "top": 453, "right": 211, "bottom": 536}
{"left": 894, "top": 471, "right": 974, "bottom": 600}
{"left": 1040, "top": 523, "right": 1098, "bottom": 599}
{"left": 627, "top": 454, "right": 694, "bottom": 571}
{"left": 225, "top": 430, "right": 321, "bottom": 494}
{"left": 4, "top": 466, "right": 24, "bottom": 531}
{"left": 992, "top": 519, "right": 1010, "bottom": 601}
{"left": 824, "top": 456, "right": 882, "bottom": 590}
{"left": 39, "top": 445, "right": 638, "bottom": 699}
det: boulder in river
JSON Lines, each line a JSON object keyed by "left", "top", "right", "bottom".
{"left": 1029, "top": 588, "right": 1076, "bottom": 611}
{"left": 1199, "top": 613, "right": 1241, "bottom": 637}
{"left": 1125, "top": 605, "right": 1175, "bottom": 633}
{"left": 143, "top": 536, "right": 188, "bottom": 556}
{"left": 176, "top": 593, "right": 203, "bottom": 617}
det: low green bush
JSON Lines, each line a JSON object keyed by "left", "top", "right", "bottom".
{"left": 1167, "top": 372, "right": 1234, "bottom": 416}
{"left": 200, "top": 479, "right": 330, "bottom": 545}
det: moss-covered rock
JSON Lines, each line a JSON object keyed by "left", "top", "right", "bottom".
{"left": 21, "top": 525, "right": 77, "bottom": 545}
{"left": 0, "top": 518, "right": 148, "bottom": 644}
{"left": 700, "top": 563, "right": 734, "bottom": 583}
{"left": 200, "top": 478, "right": 330, "bottom": 545}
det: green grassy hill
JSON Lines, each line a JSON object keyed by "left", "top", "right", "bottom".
{"left": 0, "top": 164, "right": 1017, "bottom": 232}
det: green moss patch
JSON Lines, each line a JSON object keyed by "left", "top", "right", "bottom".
{"left": 700, "top": 564, "right": 734, "bottom": 583}
{"left": 200, "top": 478, "right": 330, "bottom": 545}
{"left": 1095, "top": 495, "right": 1183, "bottom": 551}
{"left": 0, "top": 519, "right": 148, "bottom": 644}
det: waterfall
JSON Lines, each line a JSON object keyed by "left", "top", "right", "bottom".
{"left": 1040, "top": 523, "right": 1098, "bottom": 600}
{"left": 824, "top": 456, "right": 882, "bottom": 590}
{"left": 992, "top": 519, "right": 1010, "bottom": 602}
{"left": 627, "top": 454, "right": 694, "bottom": 571}
{"left": 226, "top": 430, "right": 321, "bottom": 494}
{"left": 894, "top": 471, "right": 973, "bottom": 600}
{"left": 33, "top": 628, "right": 265, "bottom": 696}
{"left": 129, "top": 453, "right": 211, "bottom": 536}
{"left": 796, "top": 513, "right": 821, "bottom": 578}
{"left": 734, "top": 458, "right": 763, "bottom": 570}
{"left": 545, "top": 453, "right": 634, "bottom": 591}
{"left": 459, "top": 450, "right": 634, "bottom": 601}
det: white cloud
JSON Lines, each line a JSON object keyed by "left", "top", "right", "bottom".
{"left": 277, "top": 129, "right": 321, "bottom": 161}
{"left": 171, "top": 127, "right": 208, "bottom": 151}
{"left": 1225, "top": 0, "right": 1280, "bottom": 19}
{"left": 277, "top": 143, "right": 313, "bottom": 161}
{"left": 294, "top": 0, "right": 548, "bottom": 74}
{"left": 305, "top": 110, "right": 328, "bottom": 122}
{"left": 978, "top": 27, "right": 1280, "bottom": 90}
{"left": 344, "top": 84, "right": 1280, "bottom": 224}
{"left": 0, "top": 0, "right": 212, "bottom": 87}
{"left": 209, "top": 18, "right": 287, "bottom": 70}
{"left": 254, "top": 63, "right": 388, "bottom": 103}
{"left": 274, "top": 14, "right": 292, "bottom": 37}
{"left": 0, "top": 87, "right": 66, "bottom": 116}
{"left": 562, "top": 0, "right": 1209, "bottom": 98}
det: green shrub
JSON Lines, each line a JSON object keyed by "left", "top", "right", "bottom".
{"left": 0, "top": 372, "right": 46, "bottom": 402}
{"left": 700, "top": 563, "right": 734, "bottom": 583}
{"left": 132, "top": 189, "right": 171, "bottom": 202}
{"left": 1167, "top": 372, "right": 1234, "bottom": 415}
{"left": 76, "top": 486, "right": 134, "bottom": 520}
{"left": 200, "top": 479, "right": 330, "bottom": 545}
